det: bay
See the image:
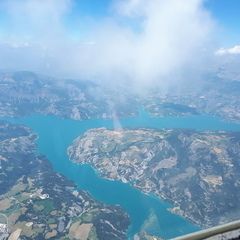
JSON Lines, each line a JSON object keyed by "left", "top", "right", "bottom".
{"left": 9, "top": 111, "right": 240, "bottom": 239}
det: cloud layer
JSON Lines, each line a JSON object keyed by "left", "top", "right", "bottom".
{"left": 0, "top": 0, "right": 215, "bottom": 88}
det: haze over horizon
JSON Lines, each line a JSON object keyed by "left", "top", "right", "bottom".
{"left": 0, "top": 0, "right": 239, "bottom": 88}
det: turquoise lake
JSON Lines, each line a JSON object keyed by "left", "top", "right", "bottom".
{"left": 10, "top": 111, "right": 240, "bottom": 239}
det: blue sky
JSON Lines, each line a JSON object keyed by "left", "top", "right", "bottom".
{"left": 67, "top": 0, "right": 240, "bottom": 46}
{"left": 206, "top": 0, "right": 240, "bottom": 45}
{"left": 0, "top": 0, "right": 239, "bottom": 46}
{"left": 71, "top": 0, "right": 111, "bottom": 17}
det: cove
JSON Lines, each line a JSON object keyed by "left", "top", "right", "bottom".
{"left": 9, "top": 111, "right": 240, "bottom": 239}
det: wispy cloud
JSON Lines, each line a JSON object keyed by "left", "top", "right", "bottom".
{"left": 0, "top": 0, "right": 215, "bottom": 89}
{"left": 0, "top": 0, "right": 71, "bottom": 35}
{"left": 215, "top": 45, "right": 240, "bottom": 56}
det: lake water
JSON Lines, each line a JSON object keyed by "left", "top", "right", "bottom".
{"left": 9, "top": 111, "right": 240, "bottom": 239}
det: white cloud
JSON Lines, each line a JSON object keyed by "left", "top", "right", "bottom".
{"left": 215, "top": 45, "right": 240, "bottom": 56}
{"left": 0, "top": 0, "right": 215, "bottom": 89}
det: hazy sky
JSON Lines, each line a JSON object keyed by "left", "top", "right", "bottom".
{"left": 0, "top": 0, "right": 239, "bottom": 87}
{"left": 1, "top": 0, "right": 239, "bottom": 44}
{"left": 70, "top": 0, "right": 240, "bottom": 46}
